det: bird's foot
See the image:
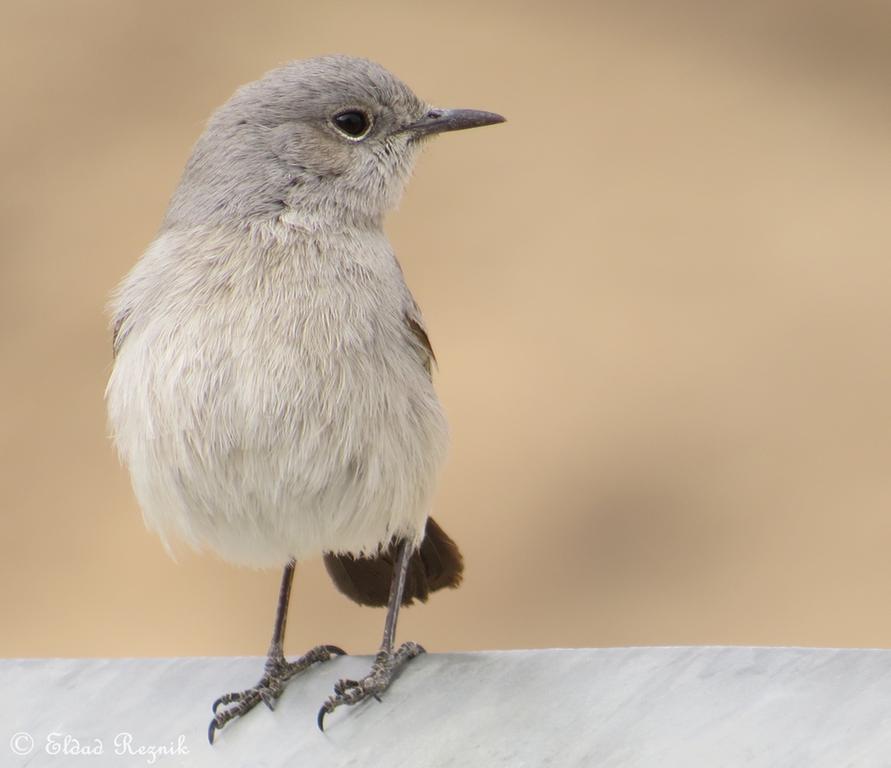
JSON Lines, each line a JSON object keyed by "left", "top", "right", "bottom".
{"left": 317, "top": 641, "right": 425, "bottom": 731}
{"left": 208, "top": 644, "right": 345, "bottom": 744}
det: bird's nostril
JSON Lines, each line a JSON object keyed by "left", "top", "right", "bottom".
{"left": 426, "top": 109, "right": 443, "bottom": 119}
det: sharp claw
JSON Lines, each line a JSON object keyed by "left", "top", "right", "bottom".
{"left": 324, "top": 644, "right": 348, "bottom": 657}
{"left": 373, "top": 693, "right": 383, "bottom": 703}
{"left": 208, "top": 719, "right": 219, "bottom": 746}
{"left": 317, "top": 705, "right": 329, "bottom": 732}
{"left": 211, "top": 696, "right": 225, "bottom": 715}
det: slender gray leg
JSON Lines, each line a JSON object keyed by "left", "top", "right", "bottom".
{"left": 267, "top": 558, "right": 296, "bottom": 659}
{"left": 381, "top": 541, "right": 411, "bottom": 652}
{"left": 208, "top": 560, "right": 346, "bottom": 744}
{"left": 317, "top": 540, "right": 425, "bottom": 731}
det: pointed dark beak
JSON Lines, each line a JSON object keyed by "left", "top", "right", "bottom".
{"left": 401, "top": 108, "right": 506, "bottom": 138}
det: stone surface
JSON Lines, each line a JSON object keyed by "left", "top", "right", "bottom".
{"left": 3, "top": 647, "right": 891, "bottom": 766}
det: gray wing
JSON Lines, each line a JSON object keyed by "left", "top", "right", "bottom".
{"left": 404, "top": 310, "right": 435, "bottom": 377}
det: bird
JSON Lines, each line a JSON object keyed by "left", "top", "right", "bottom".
{"left": 104, "top": 54, "right": 504, "bottom": 743}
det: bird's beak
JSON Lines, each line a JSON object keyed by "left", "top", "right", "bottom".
{"left": 401, "top": 108, "right": 506, "bottom": 138}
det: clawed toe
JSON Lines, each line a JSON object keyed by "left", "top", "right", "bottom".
{"left": 212, "top": 693, "right": 236, "bottom": 715}
{"left": 317, "top": 642, "right": 425, "bottom": 732}
{"left": 209, "top": 688, "right": 268, "bottom": 744}
{"left": 208, "top": 643, "right": 346, "bottom": 744}
{"left": 213, "top": 690, "right": 250, "bottom": 715}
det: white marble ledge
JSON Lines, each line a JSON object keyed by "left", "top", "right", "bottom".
{"left": 2, "top": 647, "right": 891, "bottom": 767}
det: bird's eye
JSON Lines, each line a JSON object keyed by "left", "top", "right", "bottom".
{"left": 332, "top": 110, "right": 372, "bottom": 140}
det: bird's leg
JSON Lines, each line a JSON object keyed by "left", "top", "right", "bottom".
{"left": 208, "top": 559, "right": 346, "bottom": 744}
{"left": 317, "top": 540, "right": 425, "bottom": 731}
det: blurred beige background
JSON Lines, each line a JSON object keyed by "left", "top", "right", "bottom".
{"left": 2, "top": 0, "right": 891, "bottom": 658}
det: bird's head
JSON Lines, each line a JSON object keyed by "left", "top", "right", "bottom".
{"left": 163, "top": 55, "right": 504, "bottom": 231}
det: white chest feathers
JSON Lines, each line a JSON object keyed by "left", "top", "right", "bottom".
{"left": 106, "top": 223, "right": 448, "bottom": 567}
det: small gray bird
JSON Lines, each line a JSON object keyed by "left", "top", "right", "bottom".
{"left": 105, "top": 55, "right": 504, "bottom": 742}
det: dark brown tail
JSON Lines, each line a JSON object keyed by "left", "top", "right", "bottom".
{"left": 323, "top": 517, "right": 463, "bottom": 607}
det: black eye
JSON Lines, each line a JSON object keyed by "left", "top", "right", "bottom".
{"left": 332, "top": 110, "right": 371, "bottom": 139}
